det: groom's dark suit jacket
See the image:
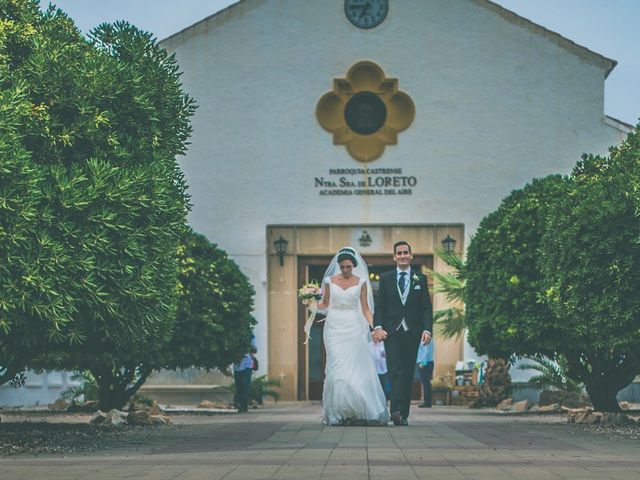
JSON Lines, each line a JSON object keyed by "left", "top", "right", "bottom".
{"left": 373, "top": 270, "right": 433, "bottom": 336}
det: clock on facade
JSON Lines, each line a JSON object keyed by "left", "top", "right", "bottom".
{"left": 344, "top": 0, "right": 389, "bottom": 29}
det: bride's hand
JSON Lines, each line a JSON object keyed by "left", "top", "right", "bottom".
{"left": 372, "top": 329, "right": 386, "bottom": 343}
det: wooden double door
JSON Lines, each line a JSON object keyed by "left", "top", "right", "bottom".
{"left": 297, "top": 255, "right": 433, "bottom": 401}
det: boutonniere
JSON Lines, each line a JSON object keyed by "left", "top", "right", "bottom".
{"left": 412, "top": 273, "right": 419, "bottom": 282}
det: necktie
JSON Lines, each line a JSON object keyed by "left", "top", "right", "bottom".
{"left": 399, "top": 272, "right": 407, "bottom": 294}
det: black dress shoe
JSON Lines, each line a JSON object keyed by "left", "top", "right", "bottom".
{"left": 399, "top": 418, "right": 409, "bottom": 426}
{"left": 418, "top": 403, "right": 432, "bottom": 408}
{"left": 391, "top": 411, "right": 402, "bottom": 425}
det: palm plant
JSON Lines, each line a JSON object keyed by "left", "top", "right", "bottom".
{"left": 250, "top": 375, "right": 282, "bottom": 405}
{"left": 59, "top": 370, "right": 99, "bottom": 406}
{"left": 429, "top": 249, "right": 466, "bottom": 339}
{"left": 517, "top": 355, "right": 583, "bottom": 393}
{"left": 228, "top": 374, "right": 282, "bottom": 406}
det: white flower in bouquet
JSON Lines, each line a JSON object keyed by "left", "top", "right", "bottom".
{"left": 298, "top": 282, "right": 322, "bottom": 305}
{"left": 298, "top": 281, "right": 323, "bottom": 344}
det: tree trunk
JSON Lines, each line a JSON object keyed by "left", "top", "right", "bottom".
{"left": 91, "top": 364, "right": 151, "bottom": 411}
{"left": 93, "top": 367, "right": 129, "bottom": 411}
{"left": 584, "top": 383, "right": 621, "bottom": 412}
{"left": 123, "top": 366, "right": 152, "bottom": 404}
{"left": 566, "top": 352, "right": 639, "bottom": 413}
{"left": 480, "top": 358, "right": 512, "bottom": 406}
{"left": 583, "top": 370, "right": 635, "bottom": 412}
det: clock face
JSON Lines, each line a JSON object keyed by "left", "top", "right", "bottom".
{"left": 344, "top": 0, "right": 389, "bottom": 29}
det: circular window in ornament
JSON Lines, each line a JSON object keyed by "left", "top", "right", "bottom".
{"left": 344, "top": 91, "right": 387, "bottom": 135}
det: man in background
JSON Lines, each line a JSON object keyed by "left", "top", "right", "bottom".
{"left": 416, "top": 338, "right": 435, "bottom": 408}
{"left": 233, "top": 336, "right": 257, "bottom": 413}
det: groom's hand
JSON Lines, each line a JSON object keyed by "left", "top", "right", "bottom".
{"left": 372, "top": 329, "right": 387, "bottom": 342}
{"left": 421, "top": 331, "right": 432, "bottom": 345}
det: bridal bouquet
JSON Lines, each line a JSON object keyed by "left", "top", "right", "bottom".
{"left": 298, "top": 281, "right": 323, "bottom": 344}
{"left": 298, "top": 282, "right": 322, "bottom": 305}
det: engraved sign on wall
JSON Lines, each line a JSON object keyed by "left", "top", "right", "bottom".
{"left": 314, "top": 168, "right": 417, "bottom": 196}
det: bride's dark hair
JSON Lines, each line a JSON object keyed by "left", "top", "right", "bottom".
{"left": 337, "top": 248, "right": 358, "bottom": 267}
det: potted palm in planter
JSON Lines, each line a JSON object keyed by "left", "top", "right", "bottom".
{"left": 249, "top": 375, "right": 281, "bottom": 406}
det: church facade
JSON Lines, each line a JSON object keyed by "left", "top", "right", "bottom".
{"left": 157, "top": 0, "right": 629, "bottom": 401}
{"left": 0, "top": 0, "right": 633, "bottom": 407}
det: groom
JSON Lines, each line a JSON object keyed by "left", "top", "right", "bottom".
{"left": 373, "top": 241, "right": 432, "bottom": 426}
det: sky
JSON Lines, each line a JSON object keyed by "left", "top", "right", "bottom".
{"left": 38, "top": 0, "right": 639, "bottom": 126}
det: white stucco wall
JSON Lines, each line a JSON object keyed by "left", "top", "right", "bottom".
{"left": 160, "top": 0, "right": 628, "bottom": 368}
{"left": 3, "top": 0, "right": 632, "bottom": 408}
{"left": 0, "top": 372, "right": 77, "bottom": 407}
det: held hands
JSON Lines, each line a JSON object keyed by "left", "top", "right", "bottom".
{"left": 372, "top": 328, "right": 388, "bottom": 343}
{"left": 371, "top": 328, "right": 429, "bottom": 343}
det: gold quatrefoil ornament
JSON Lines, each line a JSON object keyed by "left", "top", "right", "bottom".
{"left": 316, "top": 61, "right": 415, "bottom": 163}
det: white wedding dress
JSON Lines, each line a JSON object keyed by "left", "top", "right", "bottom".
{"left": 322, "top": 277, "right": 390, "bottom": 425}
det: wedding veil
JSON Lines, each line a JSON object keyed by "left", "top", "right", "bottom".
{"left": 319, "top": 247, "right": 375, "bottom": 337}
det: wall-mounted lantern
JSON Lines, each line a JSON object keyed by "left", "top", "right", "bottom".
{"left": 274, "top": 236, "right": 289, "bottom": 267}
{"left": 441, "top": 234, "right": 456, "bottom": 253}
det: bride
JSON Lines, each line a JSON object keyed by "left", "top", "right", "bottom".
{"left": 315, "top": 247, "right": 389, "bottom": 425}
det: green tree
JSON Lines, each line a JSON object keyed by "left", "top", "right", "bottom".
{"left": 465, "top": 175, "right": 570, "bottom": 360}
{"left": 0, "top": 1, "right": 195, "bottom": 403}
{"left": 167, "top": 229, "right": 256, "bottom": 372}
{"left": 540, "top": 125, "right": 640, "bottom": 412}
{"left": 464, "top": 176, "right": 569, "bottom": 406}
{"left": 70, "top": 229, "right": 257, "bottom": 410}
{"left": 466, "top": 129, "right": 640, "bottom": 412}
{"left": 0, "top": 0, "right": 77, "bottom": 384}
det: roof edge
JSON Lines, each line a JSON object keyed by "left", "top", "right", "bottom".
{"left": 159, "top": 0, "right": 619, "bottom": 81}
{"left": 604, "top": 115, "right": 634, "bottom": 133}
{"left": 159, "top": 0, "right": 251, "bottom": 45}
{"left": 476, "top": 0, "right": 617, "bottom": 78}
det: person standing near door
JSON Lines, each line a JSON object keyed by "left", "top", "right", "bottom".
{"left": 416, "top": 338, "right": 435, "bottom": 408}
{"left": 373, "top": 241, "right": 433, "bottom": 426}
{"left": 233, "top": 336, "right": 257, "bottom": 413}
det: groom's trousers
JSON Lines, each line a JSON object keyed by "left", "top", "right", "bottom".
{"left": 385, "top": 329, "right": 421, "bottom": 419}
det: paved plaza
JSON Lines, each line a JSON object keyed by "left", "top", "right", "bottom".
{"left": 1, "top": 402, "right": 639, "bottom": 479}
